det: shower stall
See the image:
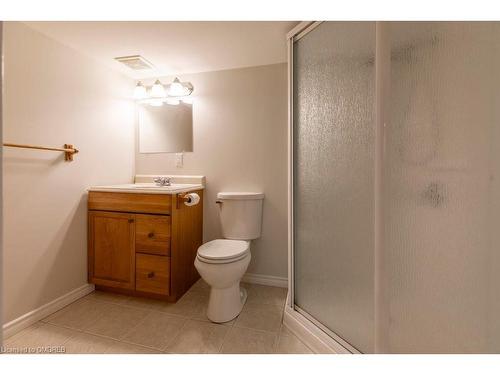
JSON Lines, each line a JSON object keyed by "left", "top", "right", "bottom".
{"left": 287, "top": 21, "right": 500, "bottom": 353}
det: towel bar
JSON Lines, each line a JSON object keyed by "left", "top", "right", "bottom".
{"left": 3, "top": 142, "right": 79, "bottom": 161}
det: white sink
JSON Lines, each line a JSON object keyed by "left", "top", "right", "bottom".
{"left": 88, "top": 183, "right": 203, "bottom": 194}
{"left": 129, "top": 183, "right": 198, "bottom": 190}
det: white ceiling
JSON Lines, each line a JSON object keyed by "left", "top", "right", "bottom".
{"left": 25, "top": 21, "right": 298, "bottom": 79}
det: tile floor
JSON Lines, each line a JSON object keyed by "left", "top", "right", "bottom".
{"left": 3, "top": 280, "right": 313, "bottom": 354}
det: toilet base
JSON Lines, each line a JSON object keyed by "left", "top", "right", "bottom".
{"left": 207, "top": 284, "right": 248, "bottom": 323}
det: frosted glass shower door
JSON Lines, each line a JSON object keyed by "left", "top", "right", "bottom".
{"left": 292, "top": 22, "right": 376, "bottom": 353}
{"left": 385, "top": 22, "right": 500, "bottom": 353}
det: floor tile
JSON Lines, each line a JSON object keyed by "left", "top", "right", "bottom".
{"left": 275, "top": 334, "right": 312, "bottom": 354}
{"left": 122, "top": 311, "right": 186, "bottom": 351}
{"left": 188, "top": 278, "right": 210, "bottom": 294}
{"left": 156, "top": 291, "right": 209, "bottom": 321}
{"left": 189, "top": 311, "right": 236, "bottom": 326}
{"left": 220, "top": 326, "right": 278, "bottom": 354}
{"left": 280, "top": 323, "right": 294, "bottom": 337}
{"left": 43, "top": 298, "right": 112, "bottom": 331}
{"left": 246, "top": 285, "right": 287, "bottom": 306}
{"left": 166, "top": 319, "right": 229, "bottom": 354}
{"left": 121, "top": 295, "right": 172, "bottom": 311}
{"left": 63, "top": 332, "right": 117, "bottom": 354}
{"left": 84, "top": 304, "right": 149, "bottom": 340}
{"left": 235, "top": 303, "right": 283, "bottom": 332}
{"left": 4, "top": 322, "right": 76, "bottom": 354}
{"left": 84, "top": 290, "right": 130, "bottom": 305}
{"left": 104, "top": 341, "right": 163, "bottom": 354}
{"left": 3, "top": 322, "right": 41, "bottom": 346}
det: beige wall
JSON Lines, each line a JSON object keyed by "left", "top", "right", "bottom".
{"left": 2, "top": 22, "right": 135, "bottom": 322}
{"left": 136, "top": 64, "right": 288, "bottom": 278}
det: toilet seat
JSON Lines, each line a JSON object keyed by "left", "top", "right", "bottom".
{"left": 197, "top": 239, "right": 250, "bottom": 264}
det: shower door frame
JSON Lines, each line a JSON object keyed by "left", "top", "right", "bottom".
{"left": 286, "top": 21, "right": 388, "bottom": 354}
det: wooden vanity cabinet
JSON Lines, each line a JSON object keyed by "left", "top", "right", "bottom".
{"left": 88, "top": 190, "right": 203, "bottom": 302}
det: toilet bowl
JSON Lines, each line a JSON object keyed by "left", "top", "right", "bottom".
{"left": 194, "top": 192, "right": 264, "bottom": 323}
{"left": 195, "top": 239, "right": 251, "bottom": 322}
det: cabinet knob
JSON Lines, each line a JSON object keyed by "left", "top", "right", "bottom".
{"left": 148, "top": 232, "right": 155, "bottom": 238}
{"left": 147, "top": 272, "right": 155, "bottom": 278}
{"left": 128, "top": 218, "right": 134, "bottom": 223}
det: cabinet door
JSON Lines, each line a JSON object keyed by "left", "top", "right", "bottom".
{"left": 88, "top": 211, "right": 135, "bottom": 290}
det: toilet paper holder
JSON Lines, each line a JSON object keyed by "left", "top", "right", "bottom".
{"left": 177, "top": 193, "right": 191, "bottom": 208}
{"left": 176, "top": 192, "right": 199, "bottom": 209}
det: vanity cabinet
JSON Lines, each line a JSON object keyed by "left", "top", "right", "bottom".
{"left": 88, "top": 190, "right": 203, "bottom": 302}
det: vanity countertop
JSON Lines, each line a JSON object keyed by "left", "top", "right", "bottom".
{"left": 88, "top": 183, "right": 204, "bottom": 194}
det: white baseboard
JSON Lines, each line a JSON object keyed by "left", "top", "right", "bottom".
{"left": 2, "top": 284, "right": 95, "bottom": 339}
{"left": 242, "top": 272, "right": 288, "bottom": 288}
{"left": 283, "top": 294, "right": 351, "bottom": 354}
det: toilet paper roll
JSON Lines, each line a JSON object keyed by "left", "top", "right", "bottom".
{"left": 184, "top": 192, "right": 200, "bottom": 206}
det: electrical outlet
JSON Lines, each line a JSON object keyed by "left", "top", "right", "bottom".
{"left": 175, "top": 153, "right": 183, "bottom": 168}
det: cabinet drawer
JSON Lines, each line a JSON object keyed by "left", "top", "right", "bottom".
{"left": 88, "top": 191, "right": 171, "bottom": 214}
{"left": 136, "top": 214, "right": 171, "bottom": 256}
{"left": 136, "top": 254, "right": 170, "bottom": 295}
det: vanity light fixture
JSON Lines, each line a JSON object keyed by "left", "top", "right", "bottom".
{"left": 133, "top": 81, "right": 148, "bottom": 99}
{"left": 151, "top": 79, "right": 166, "bottom": 98}
{"left": 167, "top": 77, "right": 193, "bottom": 97}
{"left": 134, "top": 77, "right": 194, "bottom": 106}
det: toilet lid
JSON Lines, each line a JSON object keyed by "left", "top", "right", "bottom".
{"left": 197, "top": 239, "right": 250, "bottom": 261}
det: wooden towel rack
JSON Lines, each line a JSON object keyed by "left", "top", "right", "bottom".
{"left": 3, "top": 142, "right": 79, "bottom": 161}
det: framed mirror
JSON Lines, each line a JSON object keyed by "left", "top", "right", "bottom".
{"left": 138, "top": 102, "right": 193, "bottom": 153}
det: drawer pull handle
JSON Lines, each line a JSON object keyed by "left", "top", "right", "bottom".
{"left": 147, "top": 272, "right": 155, "bottom": 278}
{"left": 148, "top": 232, "right": 155, "bottom": 238}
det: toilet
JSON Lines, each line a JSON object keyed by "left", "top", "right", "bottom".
{"left": 194, "top": 192, "right": 264, "bottom": 323}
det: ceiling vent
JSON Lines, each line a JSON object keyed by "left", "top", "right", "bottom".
{"left": 114, "top": 55, "right": 154, "bottom": 70}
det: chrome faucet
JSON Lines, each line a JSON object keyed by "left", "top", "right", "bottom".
{"left": 153, "top": 176, "right": 171, "bottom": 186}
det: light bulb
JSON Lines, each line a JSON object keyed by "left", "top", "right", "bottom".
{"left": 133, "top": 81, "right": 147, "bottom": 100}
{"left": 168, "top": 77, "right": 189, "bottom": 97}
{"left": 151, "top": 79, "right": 166, "bottom": 98}
{"left": 149, "top": 98, "right": 164, "bottom": 107}
{"left": 166, "top": 98, "right": 180, "bottom": 105}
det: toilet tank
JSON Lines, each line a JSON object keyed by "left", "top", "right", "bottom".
{"left": 217, "top": 192, "right": 264, "bottom": 240}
